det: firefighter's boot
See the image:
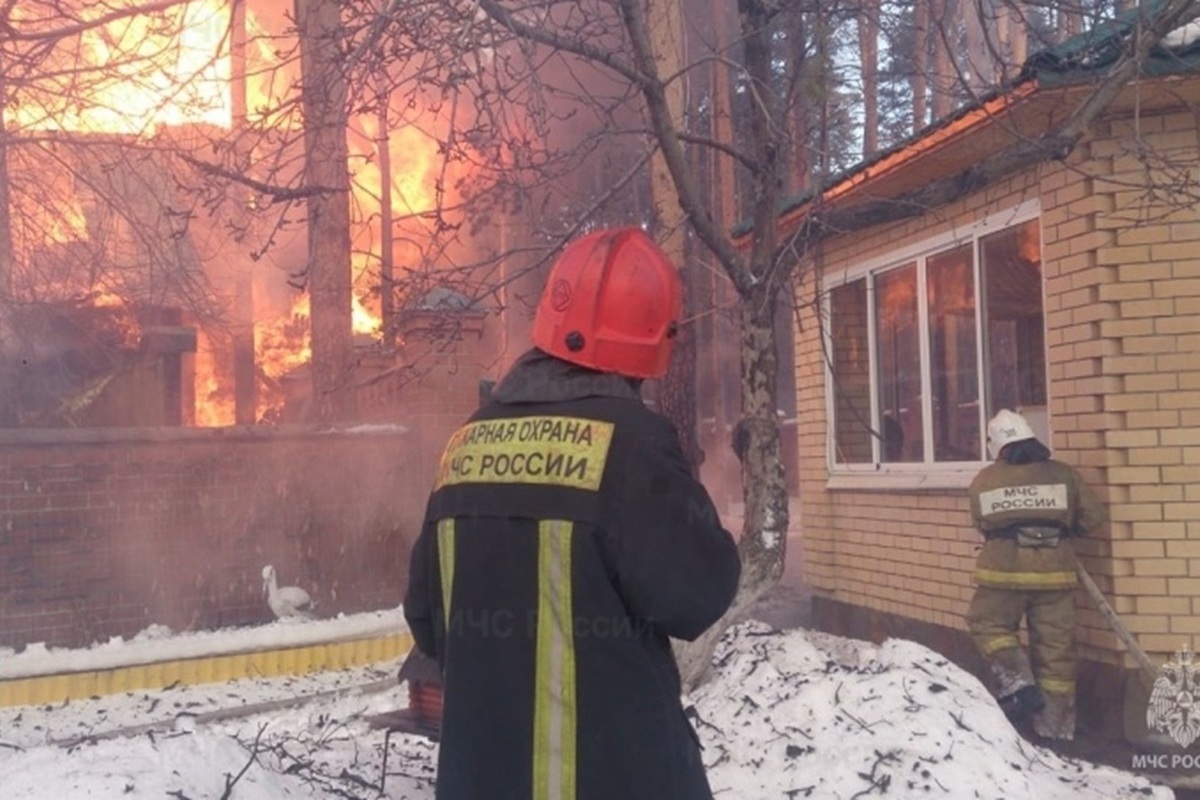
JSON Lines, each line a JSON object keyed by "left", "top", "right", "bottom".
{"left": 1032, "top": 692, "right": 1076, "bottom": 740}
{"left": 990, "top": 648, "right": 1043, "bottom": 722}
{"left": 999, "top": 684, "right": 1046, "bottom": 722}
{"left": 990, "top": 647, "right": 1036, "bottom": 698}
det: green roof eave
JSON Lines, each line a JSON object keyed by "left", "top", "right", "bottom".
{"left": 1023, "top": 0, "right": 1200, "bottom": 87}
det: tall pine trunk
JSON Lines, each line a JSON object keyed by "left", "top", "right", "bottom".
{"left": 931, "top": 0, "right": 954, "bottom": 120}
{"left": 295, "top": 0, "right": 357, "bottom": 422}
{"left": 912, "top": 0, "right": 929, "bottom": 132}
{"left": 0, "top": 55, "right": 13, "bottom": 428}
{"left": 0, "top": 52, "right": 13, "bottom": 299}
{"left": 231, "top": 0, "right": 258, "bottom": 424}
{"left": 964, "top": 0, "right": 992, "bottom": 90}
{"left": 858, "top": 0, "right": 879, "bottom": 157}
{"left": 648, "top": 0, "right": 702, "bottom": 468}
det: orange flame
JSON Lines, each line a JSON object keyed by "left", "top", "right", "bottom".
{"left": 193, "top": 329, "right": 235, "bottom": 427}
{"left": 251, "top": 292, "right": 382, "bottom": 420}
{"left": 258, "top": 293, "right": 313, "bottom": 384}
{"left": 353, "top": 294, "right": 380, "bottom": 335}
{"left": 43, "top": 197, "right": 91, "bottom": 245}
{"left": 10, "top": 0, "right": 468, "bottom": 427}
{"left": 8, "top": 0, "right": 286, "bottom": 134}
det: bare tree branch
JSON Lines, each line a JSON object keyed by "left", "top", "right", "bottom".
{"left": 220, "top": 724, "right": 268, "bottom": 800}
{"left": 176, "top": 151, "right": 336, "bottom": 202}
{"left": 617, "top": 0, "right": 755, "bottom": 295}
{"left": 0, "top": 0, "right": 193, "bottom": 43}
{"left": 475, "top": 0, "right": 647, "bottom": 87}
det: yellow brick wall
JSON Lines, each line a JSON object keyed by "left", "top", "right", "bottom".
{"left": 794, "top": 169, "right": 1042, "bottom": 632}
{"left": 1082, "top": 110, "right": 1200, "bottom": 659}
{"left": 794, "top": 107, "right": 1200, "bottom": 667}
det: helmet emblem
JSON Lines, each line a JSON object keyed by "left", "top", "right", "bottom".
{"left": 550, "top": 279, "right": 572, "bottom": 311}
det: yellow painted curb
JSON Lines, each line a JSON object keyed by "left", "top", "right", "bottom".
{"left": 0, "top": 633, "right": 413, "bottom": 708}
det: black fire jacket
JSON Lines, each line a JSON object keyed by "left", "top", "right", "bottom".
{"left": 404, "top": 349, "right": 741, "bottom": 800}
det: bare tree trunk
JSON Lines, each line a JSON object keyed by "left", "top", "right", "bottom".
{"left": 295, "top": 0, "right": 356, "bottom": 422}
{"left": 964, "top": 0, "right": 993, "bottom": 90}
{"left": 231, "top": 0, "right": 258, "bottom": 424}
{"left": 996, "top": 0, "right": 1026, "bottom": 82}
{"left": 674, "top": 290, "right": 788, "bottom": 688}
{"left": 0, "top": 47, "right": 13, "bottom": 298}
{"left": 734, "top": 296, "right": 787, "bottom": 590}
{"left": 377, "top": 73, "right": 395, "bottom": 347}
{"left": 711, "top": 0, "right": 737, "bottom": 221}
{"left": 704, "top": 0, "right": 739, "bottom": 477}
{"left": 788, "top": 17, "right": 811, "bottom": 193}
{"left": 997, "top": 0, "right": 1012, "bottom": 67}
{"left": 0, "top": 64, "right": 12, "bottom": 426}
{"left": 647, "top": 0, "right": 685, "bottom": 241}
{"left": 858, "top": 0, "right": 880, "bottom": 157}
{"left": 931, "top": 0, "right": 954, "bottom": 120}
{"left": 730, "top": 0, "right": 789, "bottom": 613}
{"left": 1010, "top": 2, "right": 1027, "bottom": 65}
{"left": 1058, "top": 3, "right": 1082, "bottom": 42}
{"left": 0, "top": 134, "right": 12, "bottom": 301}
{"left": 659, "top": 266, "right": 703, "bottom": 466}
{"left": 815, "top": 5, "right": 834, "bottom": 177}
{"left": 648, "top": 0, "right": 702, "bottom": 468}
{"left": 912, "top": 0, "right": 929, "bottom": 133}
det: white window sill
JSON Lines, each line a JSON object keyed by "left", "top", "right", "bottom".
{"left": 825, "top": 468, "right": 980, "bottom": 492}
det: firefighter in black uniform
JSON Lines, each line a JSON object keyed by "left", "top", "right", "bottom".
{"left": 404, "top": 227, "right": 742, "bottom": 800}
{"left": 966, "top": 409, "right": 1107, "bottom": 741}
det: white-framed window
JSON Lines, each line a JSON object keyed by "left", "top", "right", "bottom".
{"left": 823, "top": 201, "right": 1048, "bottom": 480}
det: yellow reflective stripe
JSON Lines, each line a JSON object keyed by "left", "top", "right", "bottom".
{"left": 437, "top": 519, "right": 456, "bottom": 629}
{"left": 975, "top": 569, "right": 1077, "bottom": 587}
{"left": 533, "top": 519, "right": 577, "bottom": 800}
{"left": 981, "top": 635, "right": 1021, "bottom": 655}
{"left": 1038, "top": 677, "right": 1075, "bottom": 694}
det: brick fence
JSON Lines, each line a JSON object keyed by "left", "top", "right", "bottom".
{"left": 0, "top": 424, "right": 429, "bottom": 651}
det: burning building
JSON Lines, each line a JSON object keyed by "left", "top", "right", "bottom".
{"left": 0, "top": 134, "right": 207, "bottom": 428}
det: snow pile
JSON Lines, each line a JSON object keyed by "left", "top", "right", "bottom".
{"left": 1, "top": 730, "right": 306, "bottom": 800}
{"left": 694, "top": 622, "right": 1171, "bottom": 800}
{"left": 0, "top": 661, "right": 434, "bottom": 799}
{"left": 0, "top": 620, "right": 1173, "bottom": 799}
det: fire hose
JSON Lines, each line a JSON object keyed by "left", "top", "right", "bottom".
{"left": 1075, "top": 562, "right": 1160, "bottom": 689}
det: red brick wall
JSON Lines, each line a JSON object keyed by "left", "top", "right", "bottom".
{"left": 0, "top": 425, "right": 428, "bottom": 650}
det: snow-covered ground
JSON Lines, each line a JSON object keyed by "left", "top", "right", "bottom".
{"left": 0, "top": 618, "right": 1174, "bottom": 799}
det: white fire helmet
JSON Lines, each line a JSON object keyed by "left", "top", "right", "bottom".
{"left": 986, "top": 409, "right": 1036, "bottom": 459}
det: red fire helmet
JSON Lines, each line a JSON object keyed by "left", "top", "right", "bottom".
{"left": 531, "top": 227, "right": 682, "bottom": 379}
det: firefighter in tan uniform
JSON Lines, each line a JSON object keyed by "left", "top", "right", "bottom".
{"left": 966, "top": 410, "right": 1107, "bottom": 741}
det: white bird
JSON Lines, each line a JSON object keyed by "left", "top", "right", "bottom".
{"left": 262, "top": 565, "right": 315, "bottom": 620}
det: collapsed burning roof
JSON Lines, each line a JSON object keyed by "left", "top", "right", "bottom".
{"left": 0, "top": 298, "right": 196, "bottom": 428}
